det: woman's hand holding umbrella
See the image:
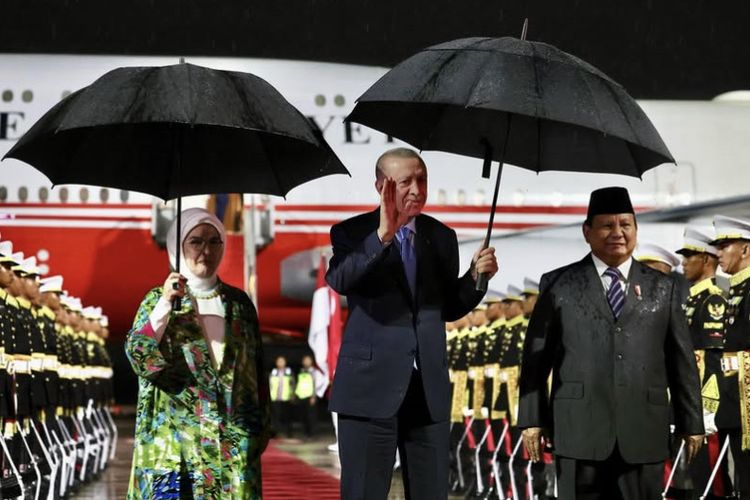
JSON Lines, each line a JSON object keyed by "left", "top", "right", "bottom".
{"left": 162, "top": 272, "right": 187, "bottom": 303}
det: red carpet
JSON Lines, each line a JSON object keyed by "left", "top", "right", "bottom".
{"left": 262, "top": 442, "right": 340, "bottom": 499}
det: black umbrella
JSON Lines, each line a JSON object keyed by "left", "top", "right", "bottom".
{"left": 347, "top": 27, "right": 674, "bottom": 290}
{"left": 4, "top": 62, "right": 349, "bottom": 304}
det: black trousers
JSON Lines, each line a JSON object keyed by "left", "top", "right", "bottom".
{"left": 338, "top": 370, "right": 450, "bottom": 500}
{"left": 556, "top": 445, "right": 663, "bottom": 500}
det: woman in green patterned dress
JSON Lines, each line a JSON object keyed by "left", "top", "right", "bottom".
{"left": 126, "top": 208, "right": 271, "bottom": 499}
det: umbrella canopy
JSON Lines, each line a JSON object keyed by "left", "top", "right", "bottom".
{"left": 347, "top": 36, "right": 674, "bottom": 177}
{"left": 4, "top": 62, "right": 349, "bottom": 200}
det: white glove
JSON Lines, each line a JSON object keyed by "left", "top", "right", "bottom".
{"left": 703, "top": 409, "right": 718, "bottom": 435}
{"left": 484, "top": 367, "right": 495, "bottom": 378}
{"left": 468, "top": 369, "right": 476, "bottom": 380}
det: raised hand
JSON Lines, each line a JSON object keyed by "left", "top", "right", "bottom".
{"left": 377, "top": 177, "right": 409, "bottom": 243}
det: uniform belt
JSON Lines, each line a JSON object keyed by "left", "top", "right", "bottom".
{"left": 722, "top": 352, "right": 740, "bottom": 375}
{"left": 11, "top": 359, "right": 32, "bottom": 374}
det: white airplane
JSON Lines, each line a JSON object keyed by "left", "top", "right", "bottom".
{"left": 1, "top": 54, "right": 749, "bottom": 338}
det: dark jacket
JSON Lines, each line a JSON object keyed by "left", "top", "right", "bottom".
{"left": 517, "top": 254, "right": 703, "bottom": 463}
{"left": 326, "top": 209, "right": 483, "bottom": 420}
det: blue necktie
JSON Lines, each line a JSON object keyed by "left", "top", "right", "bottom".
{"left": 604, "top": 267, "right": 625, "bottom": 318}
{"left": 397, "top": 226, "right": 416, "bottom": 297}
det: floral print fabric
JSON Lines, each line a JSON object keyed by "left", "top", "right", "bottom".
{"left": 126, "top": 283, "right": 270, "bottom": 499}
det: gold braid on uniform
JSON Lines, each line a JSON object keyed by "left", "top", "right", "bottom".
{"left": 738, "top": 350, "right": 750, "bottom": 450}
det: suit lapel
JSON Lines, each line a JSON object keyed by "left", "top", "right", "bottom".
{"left": 581, "top": 254, "right": 616, "bottom": 324}
{"left": 617, "top": 260, "right": 644, "bottom": 324}
{"left": 414, "top": 216, "right": 433, "bottom": 310}
{"left": 372, "top": 208, "right": 414, "bottom": 307}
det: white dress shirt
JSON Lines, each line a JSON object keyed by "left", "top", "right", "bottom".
{"left": 591, "top": 253, "right": 633, "bottom": 295}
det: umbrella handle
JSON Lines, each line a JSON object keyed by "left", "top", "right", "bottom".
{"left": 172, "top": 197, "right": 182, "bottom": 311}
{"left": 476, "top": 138, "right": 505, "bottom": 292}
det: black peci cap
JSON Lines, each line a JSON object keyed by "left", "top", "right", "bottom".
{"left": 586, "top": 187, "right": 634, "bottom": 223}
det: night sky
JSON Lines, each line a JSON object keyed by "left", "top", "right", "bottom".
{"left": 1, "top": 0, "right": 748, "bottom": 99}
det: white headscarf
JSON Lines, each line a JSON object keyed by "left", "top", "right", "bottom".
{"left": 166, "top": 208, "right": 226, "bottom": 317}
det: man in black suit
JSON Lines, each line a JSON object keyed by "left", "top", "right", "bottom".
{"left": 518, "top": 187, "right": 704, "bottom": 499}
{"left": 326, "top": 147, "right": 499, "bottom": 500}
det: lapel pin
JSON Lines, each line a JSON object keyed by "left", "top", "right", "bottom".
{"left": 634, "top": 284, "right": 642, "bottom": 300}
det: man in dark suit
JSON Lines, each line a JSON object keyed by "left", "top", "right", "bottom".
{"left": 326, "top": 147, "right": 499, "bottom": 500}
{"left": 517, "top": 187, "right": 704, "bottom": 500}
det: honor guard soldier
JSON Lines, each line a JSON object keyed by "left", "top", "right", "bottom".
{"left": 295, "top": 354, "right": 317, "bottom": 437}
{"left": 449, "top": 314, "right": 472, "bottom": 424}
{"left": 468, "top": 304, "right": 489, "bottom": 417}
{"left": 269, "top": 355, "right": 294, "bottom": 437}
{"left": 711, "top": 215, "right": 750, "bottom": 497}
{"left": 495, "top": 285, "right": 527, "bottom": 427}
{"left": 635, "top": 242, "right": 681, "bottom": 275}
{"left": 495, "top": 285, "right": 533, "bottom": 496}
{"left": 0, "top": 242, "right": 19, "bottom": 420}
{"left": 674, "top": 226, "right": 729, "bottom": 497}
{"left": 11, "top": 256, "right": 43, "bottom": 420}
{"left": 98, "top": 314, "right": 115, "bottom": 406}
{"left": 38, "top": 275, "right": 63, "bottom": 419}
{"left": 522, "top": 277, "right": 540, "bottom": 318}
{"left": 482, "top": 293, "right": 507, "bottom": 420}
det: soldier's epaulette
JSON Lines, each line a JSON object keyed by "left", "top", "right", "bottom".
{"left": 446, "top": 329, "right": 458, "bottom": 341}
{"left": 0, "top": 289, "right": 6, "bottom": 301}
{"left": 506, "top": 315, "right": 525, "bottom": 328}
{"left": 16, "top": 297, "right": 32, "bottom": 310}
{"left": 489, "top": 318, "right": 505, "bottom": 330}
{"left": 39, "top": 306, "right": 56, "bottom": 321}
{"left": 730, "top": 266, "right": 750, "bottom": 287}
{"left": 5, "top": 295, "right": 19, "bottom": 308}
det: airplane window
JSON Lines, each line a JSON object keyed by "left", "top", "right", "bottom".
{"left": 38, "top": 187, "right": 49, "bottom": 202}
{"left": 1, "top": 90, "right": 11, "bottom": 102}
{"left": 80, "top": 187, "right": 90, "bottom": 203}
{"left": 21, "top": 90, "right": 33, "bottom": 103}
{"left": 58, "top": 187, "right": 69, "bottom": 203}
{"left": 18, "top": 186, "right": 28, "bottom": 202}
{"left": 334, "top": 95, "right": 346, "bottom": 107}
{"left": 474, "top": 189, "right": 487, "bottom": 205}
{"left": 119, "top": 190, "right": 129, "bottom": 202}
{"left": 457, "top": 189, "right": 466, "bottom": 206}
{"left": 0, "top": 186, "right": 7, "bottom": 202}
{"left": 436, "top": 189, "right": 447, "bottom": 205}
{"left": 314, "top": 95, "right": 326, "bottom": 107}
{"left": 99, "top": 188, "right": 110, "bottom": 203}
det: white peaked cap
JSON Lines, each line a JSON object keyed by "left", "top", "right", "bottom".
{"left": 82, "top": 306, "right": 102, "bottom": 320}
{"left": 505, "top": 284, "right": 524, "bottom": 301}
{"left": 635, "top": 242, "right": 680, "bottom": 268}
{"left": 14, "top": 256, "right": 39, "bottom": 275}
{"left": 483, "top": 290, "right": 505, "bottom": 304}
{"left": 0, "top": 241, "right": 12, "bottom": 256}
{"left": 69, "top": 297, "right": 83, "bottom": 312}
{"left": 523, "top": 277, "right": 540, "bottom": 295}
{"left": 711, "top": 215, "right": 750, "bottom": 244}
{"left": 676, "top": 226, "right": 717, "bottom": 256}
{"left": 39, "top": 275, "right": 64, "bottom": 293}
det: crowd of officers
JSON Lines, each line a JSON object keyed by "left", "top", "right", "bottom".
{"left": 0, "top": 238, "right": 116, "bottom": 499}
{"left": 446, "top": 214, "right": 750, "bottom": 500}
